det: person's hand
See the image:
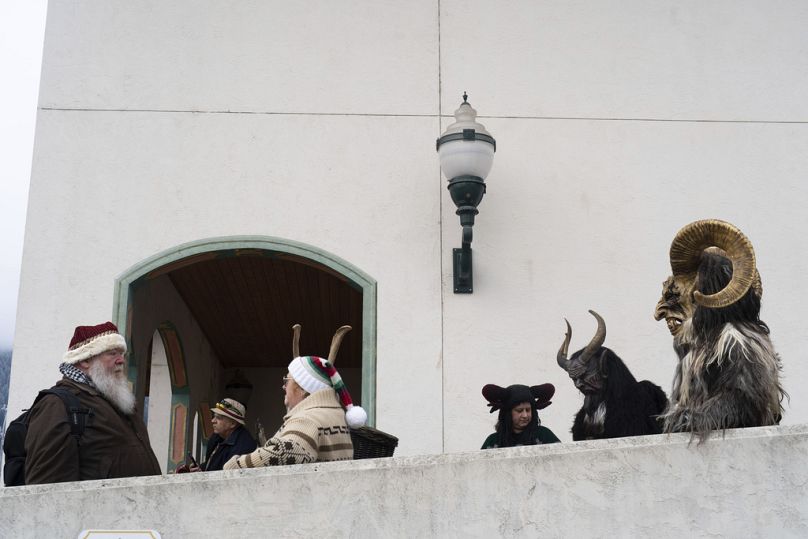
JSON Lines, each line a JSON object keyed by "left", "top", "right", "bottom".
{"left": 188, "top": 464, "right": 201, "bottom": 472}
{"left": 175, "top": 464, "right": 190, "bottom": 474}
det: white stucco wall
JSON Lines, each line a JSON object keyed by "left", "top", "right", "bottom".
{"left": 146, "top": 330, "right": 172, "bottom": 473}
{"left": 8, "top": 1, "right": 808, "bottom": 460}
{"left": 2, "top": 425, "right": 807, "bottom": 538}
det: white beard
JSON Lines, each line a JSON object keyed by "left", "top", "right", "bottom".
{"left": 89, "top": 360, "right": 136, "bottom": 415}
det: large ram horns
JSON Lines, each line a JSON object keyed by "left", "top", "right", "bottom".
{"left": 669, "top": 219, "right": 757, "bottom": 309}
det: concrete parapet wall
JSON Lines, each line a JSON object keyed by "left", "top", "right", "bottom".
{"left": 2, "top": 425, "right": 807, "bottom": 538}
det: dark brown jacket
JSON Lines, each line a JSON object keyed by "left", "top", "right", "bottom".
{"left": 24, "top": 378, "right": 161, "bottom": 484}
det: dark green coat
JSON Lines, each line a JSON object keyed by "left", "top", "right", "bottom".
{"left": 481, "top": 426, "right": 560, "bottom": 449}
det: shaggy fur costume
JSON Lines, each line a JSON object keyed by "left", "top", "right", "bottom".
{"left": 661, "top": 253, "right": 785, "bottom": 438}
{"left": 569, "top": 348, "right": 667, "bottom": 441}
{"left": 557, "top": 312, "right": 667, "bottom": 441}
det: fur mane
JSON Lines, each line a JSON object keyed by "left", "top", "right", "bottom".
{"left": 663, "top": 252, "right": 785, "bottom": 438}
{"left": 571, "top": 347, "right": 667, "bottom": 441}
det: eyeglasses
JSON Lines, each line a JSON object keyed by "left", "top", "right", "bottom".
{"left": 282, "top": 376, "right": 292, "bottom": 389}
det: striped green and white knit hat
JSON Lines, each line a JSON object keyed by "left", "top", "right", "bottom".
{"left": 288, "top": 355, "right": 367, "bottom": 428}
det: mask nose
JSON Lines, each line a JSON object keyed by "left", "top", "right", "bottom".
{"left": 653, "top": 301, "right": 667, "bottom": 321}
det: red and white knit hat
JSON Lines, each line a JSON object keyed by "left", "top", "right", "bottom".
{"left": 63, "top": 321, "right": 127, "bottom": 364}
{"left": 288, "top": 355, "right": 367, "bottom": 428}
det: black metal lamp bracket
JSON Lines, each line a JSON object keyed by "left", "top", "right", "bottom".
{"left": 447, "top": 175, "right": 486, "bottom": 294}
{"left": 453, "top": 226, "right": 474, "bottom": 293}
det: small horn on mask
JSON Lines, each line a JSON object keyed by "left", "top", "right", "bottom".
{"left": 580, "top": 310, "right": 606, "bottom": 363}
{"left": 557, "top": 319, "right": 572, "bottom": 371}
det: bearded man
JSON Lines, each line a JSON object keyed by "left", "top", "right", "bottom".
{"left": 24, "top": 322, "right": 161, "bottom": 484}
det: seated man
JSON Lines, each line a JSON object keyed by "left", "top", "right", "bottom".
{"left": 195, "top": 398, "right": 257, "bottom": 471}
{"left": 223, "top": 356, "right": 366, "bottom": 469}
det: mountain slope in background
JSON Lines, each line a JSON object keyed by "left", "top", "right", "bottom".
{"left": 1, "top": 349, "right": 11, "bottom": 440}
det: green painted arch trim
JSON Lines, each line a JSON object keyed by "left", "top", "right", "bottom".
{"left": 156, "top": 321, "right": 191, "bottom": 471}
{"left": 112, "top": 235, "right": 378, "bottom": 425}
{"left": 157, "top": 321, "right": 190, "bottom": 393}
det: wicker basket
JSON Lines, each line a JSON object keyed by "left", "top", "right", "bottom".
{"left": 350, "top": 426, "right": 399, "bottom": 459}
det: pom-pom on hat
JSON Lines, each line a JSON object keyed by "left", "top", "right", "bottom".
{"left": 63, "top": 321, "right": 127, "bottom": 365}
{"left": 288, "top": 355, "right": 367, "bottom": 428}
{"left": 211, "top": 398, "right": 247, "bottom": 425}
{"left": 482, "top": 383, "right": 555, "bottom": 414}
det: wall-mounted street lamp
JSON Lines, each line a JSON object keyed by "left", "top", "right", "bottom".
{"left": 436, "top": 93, "right": 496, "bottom": 293}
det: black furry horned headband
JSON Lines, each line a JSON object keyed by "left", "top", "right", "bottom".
{"left": 482, "top": 383, "right": 555, "bottom": 414}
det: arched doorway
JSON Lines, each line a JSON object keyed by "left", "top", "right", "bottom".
{"left": 113, "top": 237, "right": 377, "bottom": 465}
{"left": 144, "top": 324, "right": 191, "bottom": 473}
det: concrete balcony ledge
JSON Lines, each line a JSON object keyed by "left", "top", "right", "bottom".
{"left": 2, "top": 424, "right": 807, "bottom": 538}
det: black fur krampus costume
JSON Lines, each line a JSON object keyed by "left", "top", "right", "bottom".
{"left": 654, "top": 219, "right": 785, "bottom": 439}
{"left": 557, "top": 310, "right": 667, "bottom": 441}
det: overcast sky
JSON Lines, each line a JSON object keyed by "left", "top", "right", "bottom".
{"left": 0, "top": 2, "right": 47, "bottom": 349}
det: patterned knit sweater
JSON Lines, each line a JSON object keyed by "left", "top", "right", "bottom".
{"left": 223, "top": 388, "right": 353, "bottom": 469}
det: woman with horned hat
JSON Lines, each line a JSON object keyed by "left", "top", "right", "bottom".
{"left": 481, "top": 383, "right": 560, "bottom": 448}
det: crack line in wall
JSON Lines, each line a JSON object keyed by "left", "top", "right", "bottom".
{"left": 437, "top": 0, "right": 445, "bottom": 455}
{"left": 39, "top": 107, "right": 808, "bottom": 125}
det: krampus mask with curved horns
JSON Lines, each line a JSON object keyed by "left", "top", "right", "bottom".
{"left": 654, "top": 219, "right": 761, "bottom": 338}
{"left": 654, "top": 219, "right": 784, "bottom": 438}
{"left": 556, "top": 310, "right": 667, "bottom": 440}
{"left": 557, "top": 310, "right": 609, "bottom": 394}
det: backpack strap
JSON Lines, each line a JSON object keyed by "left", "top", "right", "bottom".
{"left": 36, "top": 387, "right": 93, "bottom": 443}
